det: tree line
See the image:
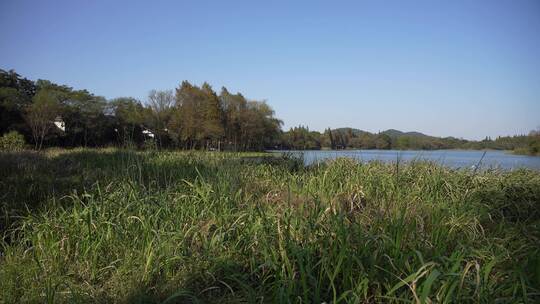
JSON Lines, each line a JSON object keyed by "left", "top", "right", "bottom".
{"left": 0, "top": 69, "right": 282, "bottom": 151}
{"left": 280, "top": 126, "right": 540, "bottom": 155}
{"left": 1, "top": 68, "right": 539, "bottom": 154}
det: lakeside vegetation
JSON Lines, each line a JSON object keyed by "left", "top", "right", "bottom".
{"left": 282, "top": 126, "right": 540, "bottom": 156}
{"left": 2, "top": 1, "right": 539, "bottom": 303}
{"left": 1, "top": 148, "right": 540, "bottom": 303}
{"left": 1, "top": 67, "right": 538, "bottom": 302}
{"left": 2, "top": 68, "right": 540, "bottom": 155}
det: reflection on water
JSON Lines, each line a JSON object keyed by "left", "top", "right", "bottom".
{"left": 270, "top": 150, "right": 540, "bottom": 170}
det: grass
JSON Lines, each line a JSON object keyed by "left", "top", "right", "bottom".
{"left": 0, "top": 148, "right": 539, "bottom": 303}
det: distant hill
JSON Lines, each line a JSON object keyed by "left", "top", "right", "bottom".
{"left": 381, "top": 129, "right": 429, "bottom": 138}
{"left": 332, "top": 128, "right": 431, "bottom": 138}
{"left": 404, "top": 131, "right": 429, "bottom": 137}
{"left": 283, "top": 125, "right": 538, "bottom": 152}
{"left": 333, "top": 128, "right": 370, "bottom": 136}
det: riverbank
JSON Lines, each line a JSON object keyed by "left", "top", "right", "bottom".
{"left": 299, "top": 146, "right": 540, "bottom": 155}
{"left": 513, "top": 147, "right": 540, "bottom": 157}
{"left": 269, "top": 149, "right": 540, "bottom": 170}
{"left": 1, "top": 149, "right": 539, "bottom": 303}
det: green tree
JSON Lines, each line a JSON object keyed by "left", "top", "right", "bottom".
{"left": 0, "top": 69, "right": 35, "bottom": 137}
{"left": 173, "top": 81, "right": 203, "bottom": 149}
{"left": 109, "top": 97, "right": 145, "bottom": 146}
{"left": 322, "top": 128, "right": 336, "bottom": 149}
{"left": 147, "top": 89, "right": 174, "bottom": 148}
{"left": 375, "top": 133, "right": 392, "bottom": 149}
{"left": 25, "top": 88, "right": 61, "bottom": 150}
{"left": 528, "top": 128, "right": 540, "bottom": 155}
{"left": 63, "top": 92, "right": 110, "bottom": 147}
{"left": 220, "top": 87, "right": 247, "bottom": 151}
{"left": 243, "top": 101, "right": 282, "bottom": 150}
{"left": 200, "top": 83, "right": 224, "bottom": 150}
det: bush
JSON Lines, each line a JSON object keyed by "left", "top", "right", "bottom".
{"left": 0, "top": 131, "right": 26, "bottom": 151}
{"left": 142, "top": 138, "right": 157, "bottom": 150}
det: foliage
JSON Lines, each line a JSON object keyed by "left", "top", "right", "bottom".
{"left": 170, "top": 83, "right": 281, "bottom": 150}
{"left": 281, "top": 125, "right": 321, "bottom": 149}
{"left": 525, "top": 129, "right": 540, "bottom": 156}
{"left": 0, "top": 69, "right": 282, "bottom": 151}
{"left": 1, "top": 149, "right": 539, "bottom": 303}
{"left": 108, "top": 97, "right": 146, "bottom": 147}
{"left": 283, "top": 126, "right": 540, "bottom": 153}
{"left": 0, "top": 130, "right": 25, "bottom": 151}
{"left": 25, "top": 88, "right": 62, "bottom": 150}
{"left": 1, "top": 68, "right": 538, "bottom": 154}
{"left": 0, "top": 69, "right": 35, "bottom": 136}
{"left": 147, "top": 89, "right": 174, "bottom": 148}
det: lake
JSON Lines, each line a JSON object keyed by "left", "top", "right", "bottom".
{"left": 270, "top": 150, "right": 540, "bottom": 170}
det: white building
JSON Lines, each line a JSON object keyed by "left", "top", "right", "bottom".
{"left": 142, "top": 129, "right": 155, "bottom": 138}
{"left": 53, "top": 116, "right": 65, "bottom": 132}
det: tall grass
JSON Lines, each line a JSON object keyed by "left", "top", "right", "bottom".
{"left": 1, "top": 149, "right": 539, "bottom": 303}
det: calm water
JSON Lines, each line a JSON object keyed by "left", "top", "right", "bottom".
{"left": 270, "top": 150, "right": 540, "bottom": 170}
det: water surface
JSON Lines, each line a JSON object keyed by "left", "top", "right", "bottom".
{"left": 270, "top": 150, "right": 540, "bottom": 170}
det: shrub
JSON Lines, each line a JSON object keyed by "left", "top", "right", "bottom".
{"left": 0, "top": 131, "right": 26, "bottom": 151}
{"left": 142, "top": 138, "right": 157, "bottom": 150}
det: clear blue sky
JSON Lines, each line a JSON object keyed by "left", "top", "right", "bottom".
{"left": 1, "top": 0, "right": 539, "bottom": 140}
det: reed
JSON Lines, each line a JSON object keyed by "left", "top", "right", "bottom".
{"left": 1, "top": 149, "right": 539, "bottom": 303}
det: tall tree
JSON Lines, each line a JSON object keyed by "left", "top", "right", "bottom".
{"left": 200, "top": 83, "right": 224, "bottom": 150}
{"left": 109, "top": 97, "right": 145, "bottom": 146}
{"left": 62, "top": 90, "right": 109, "bottom": 147}
{"left": 0, "top": 69, "right": 35, "bottom": 136}
{"left": 25, "top": 88, "right": 61, "bottom": 150}
{"left": 220, "top": 87, "right": 247, "bottom": 151}
{"left": 173, "top": 81, "right": 202, "bottom": 149}
{"left": 147, "top": 89, "right": 174, "bottom": 148}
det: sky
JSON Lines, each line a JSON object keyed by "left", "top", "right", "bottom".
{"left": 1, "top": 0, "right": 539, "bottom": 140}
